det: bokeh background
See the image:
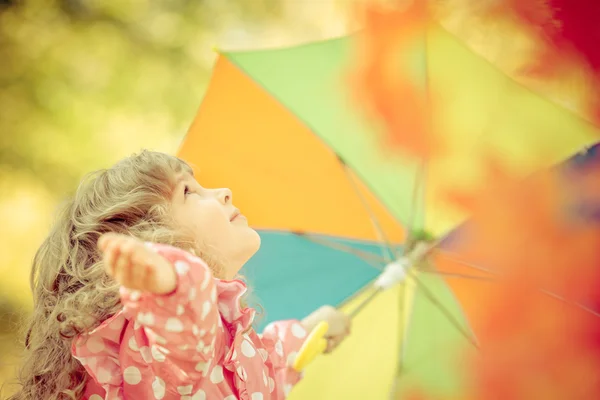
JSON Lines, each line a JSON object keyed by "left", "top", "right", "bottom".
{"left": 0, "top": 0, "right": 366, "bottom": 394}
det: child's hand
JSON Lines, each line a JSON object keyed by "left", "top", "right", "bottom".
{"left": 98, "top": 233, "right": 177, "bottom": 295}
{"left": 301, "top": 305, "right": 351, "bottom": 353}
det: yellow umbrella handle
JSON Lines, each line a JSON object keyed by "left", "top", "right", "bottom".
{"left": 292, "top": 321, "right": 329, "bottom": 372}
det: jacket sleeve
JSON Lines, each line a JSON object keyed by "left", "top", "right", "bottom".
{"left": 119, "top": 243, "right": 224, "bottom": 380}
{"left": 260, "top": 319, "right": 308, "bottom": 397}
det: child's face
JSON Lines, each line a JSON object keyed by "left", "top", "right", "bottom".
{"left": 170, "top": 171, "right": 261, "bottom": 279}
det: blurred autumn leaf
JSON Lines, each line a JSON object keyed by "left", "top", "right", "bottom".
{"left": 0, "top": 0, "right": 353, "bottom": 394}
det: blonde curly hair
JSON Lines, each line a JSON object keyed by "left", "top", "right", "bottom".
{"left": 8, "top": 150, "right": 224, "bottom": 400}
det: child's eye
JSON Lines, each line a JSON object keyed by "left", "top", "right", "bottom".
{"left": 184, "top": 185, "right": 191, "bottom": 196}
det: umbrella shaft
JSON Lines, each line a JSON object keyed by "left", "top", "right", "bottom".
{"left": 348, "top": 287, "right": 382, "bottom": 318}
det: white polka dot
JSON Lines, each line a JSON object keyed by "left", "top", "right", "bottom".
{"left": 287, "top": 351, "right": 298, "bottom": 366}
{"left": 137, "top": 312, "right": 155, "bottom": 327}
{"left": 268, "top": 377, "right": 275, "bottom": 393}
{"left": 165, "top": 317, "right": 184, "bottom": 333}
{"left": 201, "top": 301, "right": 211, "bottom": 319}
{"left": 291, "top": 323, "right": 307, "bottom": 338}
{"left": 284, "top": 384, "right": 293, "bottom": 395}
{"left": 129, "top": 290, "right": 141, "bottom": 301}
{"left": 152, "top": 376, "right": 166, "bottom": 399}
{"left": 151, "top": 345, "right": 166, "bottom": 362}
{"left": 210, "top": 324, "right": 216, "bottom": 335}
{"left": 123, "top": 366, "right": 142, "bottom": 385}
{"left": 140, "top": 346, "right": 152, "bottom": 363}
{"left": 176, "top": 304, "right": 185, "bottom": 316}
{"left": 157, "top": 345, "right": 170, "bottom": 355}
{"left": 195, "top": 361, "right": 210, "bottom": 377}
{"left": 155, "top": 298, "right": 165, "bottom": 307}
{"left": 96, "top": 368, "right": 111, "bottom": 383}
{"left": 153, "top": 334, "right": 167, "bottom": 345}
{"left": 178, "top": 385, "right": 193, "bottom": 395}
{"left": 189, "top": 287, "right": 197, "bottom": 301}
{"left": 196, "top": 340, "right": 205, "bottom": 352}
{"left": 262, "top": 370, "right": 268, "bottom": 386}
{"left": 210, "top": 365, "right": 224, "bottom": 384}
{"left": 224, "top": 396, "right": 237, "bottom": 400}
{"left": 179, "top": 344, "right": 191, "bottom": 351}
{"left": 251, "top": 393, "right": 264, "bottom": 400}
{"left": 241, "top": 339, "right": 256, "bottom": 357}
{"left": 211, "top": 286, "right": 217, "bottom": 302}
{"left": 191, "top": 389, "right": 206, "bottom": 400}
{"left": 134, "top": 320, "right": 141, "bottom": 330}
{"left": 200, "top": 272, "right": 211, "bottom": 290}
{"left": 175, "top": 260, "right": 190, "bottom": 275}
{"left": 192, "top": 324, "right": 199, "bottom": 336}
{"left": 89, "top": 395, "right": 103, "bottom": 400}
{"left": 263, "top": 323, "right": 276, "bottom": 335}
{"left": 86, "top": 358, "right": 97, "bottom": 370}
{"left": 199, "top": 328, "right": 207, "bottom": 337}
{"left": 87, "top": 337, "right": 105, "bottom": 354}
{"left": 275, "top": 340, "right": 284, "bottom": 356}
{"left": 231, "top": 349, "right": 237, "bottom": 360}
{"left": 128, "top": 336, "right": 139, "bottom": 352}
{"left": 237, "top": 366, "right": 247, "bottom": 380}
{"left": 258, "top": 348, "right": 268, "bottom": 362}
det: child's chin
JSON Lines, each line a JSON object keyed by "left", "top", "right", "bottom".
{"left": 247, "top": 229, "right": 262, "bottom": 252}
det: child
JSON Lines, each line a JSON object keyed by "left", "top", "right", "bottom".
{"left": 10, "top": 150, "right": 351, "bottom": 400}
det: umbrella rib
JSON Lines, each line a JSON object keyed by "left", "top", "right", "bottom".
{"left": 435, "top": 248, "right": 500, "bottom": 276}
{"left": 539, "top": 289, "right": 600, "bottom": 318}
{"left": 403, "top": 161, "right": 426, "bottom": 255}
{"left": 339, "top": 160, "right": 397, "bottom": 263}
{"left": 421, "top": 269, "right": 497, "bottom": 281}
{"left": 293, "top": 232, "right": 385, "bottom": 270}
{"left": 389, "top": 280, "right": 410, "bottom": 398}
{"left": 408, "top": 268, "right": 480, "bottom": 349}
{"left": 436, "top": 250, "right": 600, "bottom": 318}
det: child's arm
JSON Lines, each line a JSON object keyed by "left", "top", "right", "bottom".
{"left": 260, "top": 306, "right": 351, "bottom": 397}
{"left": 98, "top": 233, "right": 222, "bottom": 380}
{"left": 258, "top": 320, "right": 307, "bottom": 396}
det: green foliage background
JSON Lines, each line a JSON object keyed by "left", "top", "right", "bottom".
{"left": 0, "top": 0, "right": 353, "bottom": 394}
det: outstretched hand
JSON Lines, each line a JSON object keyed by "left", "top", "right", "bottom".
{"left": 98, "top": 233, "right": 177, "bottom": 295}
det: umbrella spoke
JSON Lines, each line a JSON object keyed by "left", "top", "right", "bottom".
{"left": 435, "top": 248, "right": 500, "bottom": 276}
{"left": 293, "top": 232, "right": 386, "bottom": 270}
{"left": 408, "top": 268, "right": 481, "bottom": 349}
{"left": 436, "top": 250, "right": 600, "bottom": 318}
{"left": 402, "top": 161, "right": 426, "bottom": 256}
{"left": 339, "top": 159, "right": 398, "bottom": 262}
{"left": 421, "top": 269, "right": 497, "bottom": 281}
{"left": 538, "top": 289, "right": 600, "bottom": 318}
{"left": 389, "top": 280, "right": 411, "bottom": 398}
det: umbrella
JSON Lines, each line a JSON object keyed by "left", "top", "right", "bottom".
{"left": 177, "top": 8, "right": 600, "bottom": 399}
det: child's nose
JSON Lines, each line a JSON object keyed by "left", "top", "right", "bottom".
{"left": 217, "top": 188, "right": 232, "bottom": 205}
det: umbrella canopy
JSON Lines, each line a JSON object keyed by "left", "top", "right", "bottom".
{"left": 177, "top": 23, "right": 600, "bottom": 399}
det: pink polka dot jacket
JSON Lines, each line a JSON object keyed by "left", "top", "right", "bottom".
{"left": 71, "top": 243, "right": 308, "bottom": 400}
